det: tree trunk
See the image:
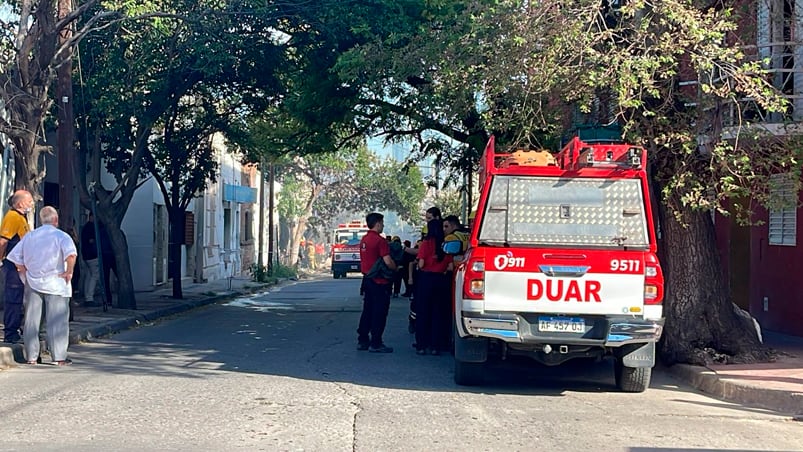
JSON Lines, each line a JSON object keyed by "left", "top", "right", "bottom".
{"left": 168, "top": 207, "right": 184, "bottom": 299}
{"left": 287, "top": 220, "right": 305, "bottom": 267}
{"left": 285, "top": 184, "right": 321, "bottom": 268}
{"left": 12, "top": 135, "right": 44, "bottom": 195}
{"left": 77, "top": 127, "right": 145, "bottom": 311}
{"left": 104, "top": 220, "right": 136, "bottom": 309}
{"left": 658, "top": 196, "right": 771, "bottom": 365}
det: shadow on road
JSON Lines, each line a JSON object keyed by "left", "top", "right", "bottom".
{"left": 65, "top": 276, "right": 738, "bottom": 405}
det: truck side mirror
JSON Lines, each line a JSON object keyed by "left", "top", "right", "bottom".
{"left": 442, "top": 240, "right": 463, "bottom": 255}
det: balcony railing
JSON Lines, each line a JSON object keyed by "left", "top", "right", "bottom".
{"left": 685, "top": 41, "right": 803, "bottom": 132}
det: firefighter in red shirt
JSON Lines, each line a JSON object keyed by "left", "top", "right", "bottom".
{"left": 357, "top": 212, "right": 397, "bottom": 353}
{"left": 414, "top": 218, "right": 453, "bottom": 355}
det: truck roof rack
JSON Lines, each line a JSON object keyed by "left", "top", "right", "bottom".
{"left": 480, "top": 136, "right": 647, "bottom": 187}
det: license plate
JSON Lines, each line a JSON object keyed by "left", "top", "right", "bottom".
{"left": 538, "top": 316, "right": 585, "bottom": 333}
{"left": 350, "top": 265, "right": 359, "bottom": 270}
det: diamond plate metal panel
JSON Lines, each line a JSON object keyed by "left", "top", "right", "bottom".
{"left": 479, "top": 176, "right": 649, "bottom": 247}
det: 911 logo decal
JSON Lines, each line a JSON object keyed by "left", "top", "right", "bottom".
{"left": 527, "top": 279, "right": 602, "bottom": 302}
{"left": 493, "top": 251, "right": 525, "bottom": 270}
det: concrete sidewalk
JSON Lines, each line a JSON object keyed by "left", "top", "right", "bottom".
{"left": 665, "top": 330, "right": 803, "bottom": 416}
{"left": 1, "top": 276, "right": 802, "bottom": 416}
{"left": 0, "top": 274, "right": 277, "bottom": 370}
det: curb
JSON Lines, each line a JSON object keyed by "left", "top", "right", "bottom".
{"left": 0, "top": 282, "right": 275, "bottom": 371}
{"left": 68, "top": 294, "right": 232, "bottom": 344}
{"left": 0, "top": 346, "right": 16, "bottom": 369}
{"left": 666, "top": 363, "right": 803, "bottom": 415}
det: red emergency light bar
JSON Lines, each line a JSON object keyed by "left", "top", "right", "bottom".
{"left": 558, "top": 137, "right": 645, "bottom": 171}
{"left": 337, "top": 220, "right": 366, "bottom": 229}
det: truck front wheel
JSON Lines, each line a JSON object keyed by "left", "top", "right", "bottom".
{"left": 614, "top": 358, "right": 652, "bottom": 393}
{"left": 454, "top": 359, "right": 484, "bottom": 386}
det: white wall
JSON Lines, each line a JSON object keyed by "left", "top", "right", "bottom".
{"left": 94, "top": 132, "right": 265, "bottom": 289}
{"left": 193, "top": 133, "right": 261, "bottom": 282}
{"left": 122, "top": 178, "right": 158, "bottom": 291}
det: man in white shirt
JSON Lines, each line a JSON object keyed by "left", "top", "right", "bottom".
{"left": 7, "top": 206, "right": 77, "bottom": 366}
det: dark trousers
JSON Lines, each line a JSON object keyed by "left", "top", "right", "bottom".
{"left": 414, "top": 271, "right": 451, "bottom": 351}
{"left": 101, "top": 254, "right": 118, "bottom": 306}
{"left": 2, "top": 263, "right": 24, "bottom": 342}
{"left": 357, "top": 278, "right": 392, "bottom": 347}
{"left": 401, "top": 272, "right": 412, "bottom": 296}
{"left": 392, "top": 268, "right": 404, "bottom": 295}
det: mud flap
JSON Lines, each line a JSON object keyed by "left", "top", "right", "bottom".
{"left": 621, "top": 342, "right": 655, "bottom": 368}
{"left": 454, "top": 335, "right": 488, "bottom": 363}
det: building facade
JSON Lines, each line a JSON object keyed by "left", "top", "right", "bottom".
{"left": 0, "top": 131, "right": 272, "bottom": 294}
{"left": 121, "top": 133, "right": 267, "bottom": 291}
{"left": 713, "top": 0, "right": 803, "bottom": 337}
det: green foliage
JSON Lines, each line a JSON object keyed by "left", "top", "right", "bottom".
{"left": 249, "top": 263, "right": 270, "bottom": 283}
{"left": 272, "top": 263, "right": 298, "bottom": 279}
{"left": 433, "top": 185, "right": 464, "bottom": 222}
{"left": 283, "top": 0, "right": 795, "bottom": 224}
{"left": 256, "top": 0, "right": 490, "bottom": 183}
{"left": 73, "top": 0, "right": 798, "bottom": 226}
{"left": 448, "top": 0, "right": 793, "bottom": 222}
{"left": 273, "top": 145, "right": 426, "bottom": 229}
{"left": 250, "top": 262, "right": 297, "bottom": 283}
{"left": 77, "top": 0, "right": 284, "bottom": 197}
{"left": 276, "top": 174, "right": 308, "bottom": 222}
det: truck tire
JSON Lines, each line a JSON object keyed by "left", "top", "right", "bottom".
{"left": 333, "top": 272, "right": 339, "bottom": 279}
{"left": 614, "top": 359, "right": 652, "bottom": 393}
{"left": 454, "top": 359, "right": 483, "bottom": 386}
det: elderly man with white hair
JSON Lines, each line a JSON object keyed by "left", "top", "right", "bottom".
{"left": 7, "top": 206, "right": 77, "bottom": 366}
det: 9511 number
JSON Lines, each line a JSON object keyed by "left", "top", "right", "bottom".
{"left": 610, "top": 259, "right": 640, "bottom": 272}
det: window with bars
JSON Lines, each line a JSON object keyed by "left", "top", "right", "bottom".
{"left": 769, "top": 173, "right": 798, "bottom": 246}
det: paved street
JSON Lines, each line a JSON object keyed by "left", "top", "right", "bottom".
{"left": 0, "top": 275, "right": 800, "bottom": 451}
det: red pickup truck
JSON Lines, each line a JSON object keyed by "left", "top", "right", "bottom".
{"left": 450, "top": 136, "right": 665, "bottom": 392}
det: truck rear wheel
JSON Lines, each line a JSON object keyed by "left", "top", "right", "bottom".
{"left": 614, "top": 359, "right": 652, "bottom": 393}
{"left": 454, "top": 359, "right": 483, "bottom": 386}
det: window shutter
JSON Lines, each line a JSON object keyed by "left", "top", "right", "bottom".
{"left": 769, "top": 173, "right": 798, "bottom": 246}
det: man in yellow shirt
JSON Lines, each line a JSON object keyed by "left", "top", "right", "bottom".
{"left": 443, "top": 215, "right": 469, "bottom": 264}
{"left": 0, "top": 190, "right": 33, "bottom": 343}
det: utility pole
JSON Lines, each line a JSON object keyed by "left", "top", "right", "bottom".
{"left": 267, "top": 161, "right": 275, "bottom": 275}
{"left": 56, "top": 0, "right": 74, "bottom": 230}
{"left": 257, "top": 160, "right": 265, "bottom": 270}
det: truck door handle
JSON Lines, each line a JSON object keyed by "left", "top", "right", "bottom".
{"left": 538, "top": 265, "right": 591, "bottom": 277}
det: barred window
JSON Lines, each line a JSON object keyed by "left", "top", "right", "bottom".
{"left": 244, "top": 211, "right": 253, "bottom": 242}
{"left": 769, "top": 174, "right": 798, "bottom": 246}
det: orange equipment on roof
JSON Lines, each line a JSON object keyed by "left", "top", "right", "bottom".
{"left": 496, "top": 149, "right": 557, "bottom": 168}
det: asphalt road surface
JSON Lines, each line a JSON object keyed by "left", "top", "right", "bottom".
{"left": 0, "top": 275, "right": 800, "bottom": 451}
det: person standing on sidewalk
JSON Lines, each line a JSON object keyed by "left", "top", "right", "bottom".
{"left": 80, "top": 213, "right": 100, "bottom": 306}
{"left": 306, "top": 241, "right": 317, "bottom": 271}
{"left": 99, "top": 224, "right": 119, "bottom": 307}
{"left": 0, "top": 190, "right": 33, "bottom": 343}
{"left": 414, "top": 218, "right": 452, "bottom": 355}
{"left": 7, "top": 206, "right": 77, "bottom": 365}
{"left": 356, "top": 212, "right": 396, "bottom": 353}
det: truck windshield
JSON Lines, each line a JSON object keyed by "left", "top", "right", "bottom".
{"left": 478, "top": 176, "right": 650, "bottom": 248}
{"left": 335, "top": 231, "right": 366, "bottom": 245}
